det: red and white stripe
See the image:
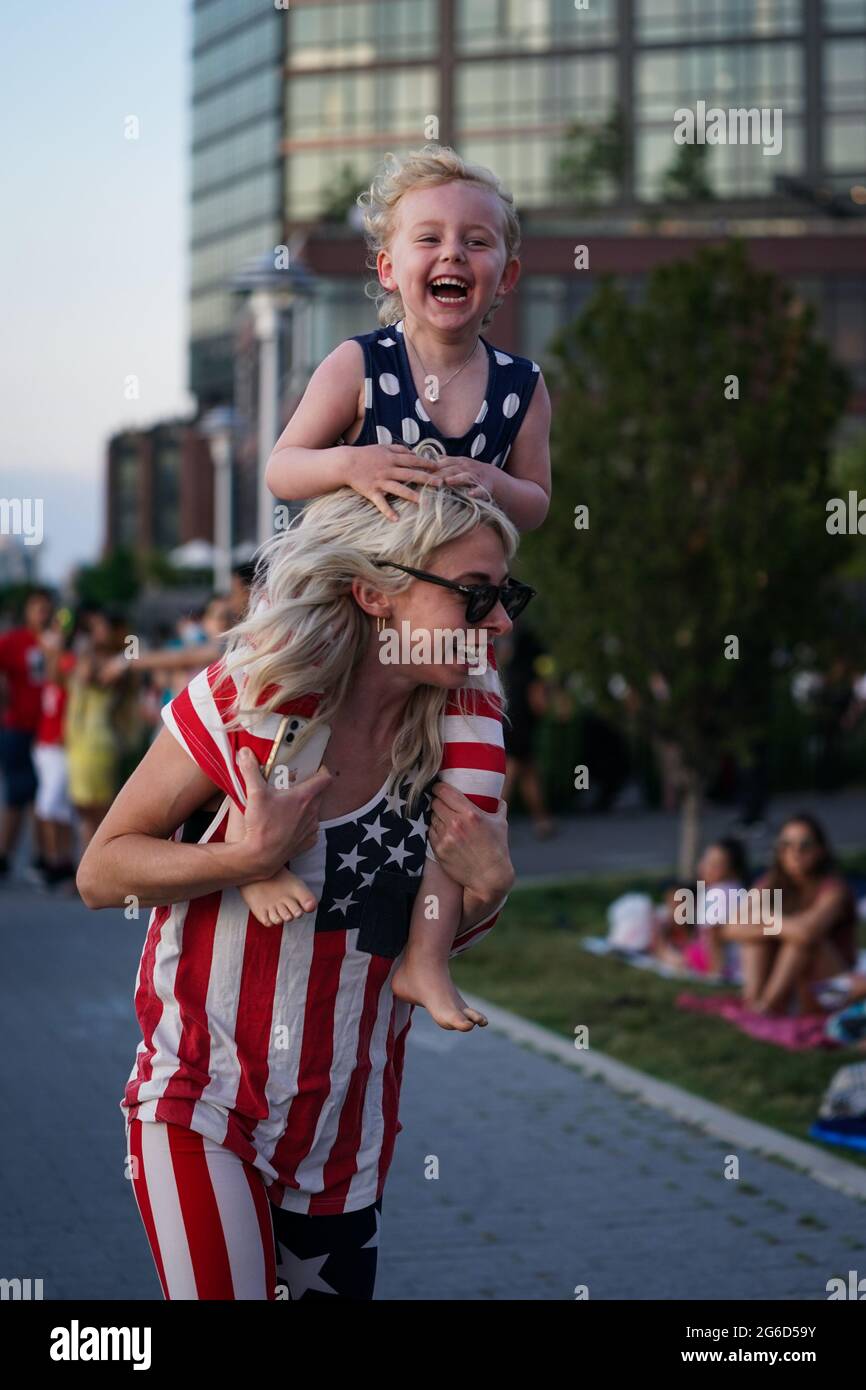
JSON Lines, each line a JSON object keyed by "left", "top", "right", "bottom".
{"left": 126, "top": 1118, "right": 276, "bottom": 1300}
{"left": 121, "top": 656, "right": 506, "bottom": 1216}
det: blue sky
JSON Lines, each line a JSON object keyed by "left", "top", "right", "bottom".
{"left": 2, "top": 1, "right": 194, "bottom": 584}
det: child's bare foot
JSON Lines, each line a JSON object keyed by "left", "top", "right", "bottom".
{"left": 392, "top": 956, "right": 487, "bottom": 1031}
{"left": 243, "top": 868, "right": 317, "bottom": 927}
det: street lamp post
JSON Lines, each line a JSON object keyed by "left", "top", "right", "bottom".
{"left": 232, "top": 254, "right": 317, "bottom": 549}
{"left": 200, "top": 406, "right": 237, "bottom": 593}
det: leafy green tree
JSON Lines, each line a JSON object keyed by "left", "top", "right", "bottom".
{"left": 660, "top": 142, "right": 715, "bottom": 203}
{"left": 830, "top": 431, "right": 866, "bottom": 580}
{"left": 521, "top": 242, "right": 853, "bottom": 874}
{"left": 73, "top": 547, "right": 140, "bottom": 608}
{"left": 555, "top": 107, "right": 627, "bottom": 209}
{"left": 318, "top": 162, "right": 371, "bottom": 223}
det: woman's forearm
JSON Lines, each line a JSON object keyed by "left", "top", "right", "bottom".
{"left": 265, "top": 445, "right": 351, "bottom": 501}
{"left": 488, "top": 471, "right": 549, "bottom": 531}
{"left": 78, "top": 832, "right": 258, "bottom": 910}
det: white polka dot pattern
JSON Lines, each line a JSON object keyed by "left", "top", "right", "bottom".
{"left": 364, "top": 377, "right": 372, "bottom": 408}
{"left": 379, "top": 372, "right": 399, "bottom": 396}
{"left": 502, "top": 392, "right": 520, "bottom": 418}
{"left": 376, "top": 425, "right": 392, "bottom": 445}
{"left": 402, "top": 418, "right": 421, "bottom": 444}
{"left": 380, "top": 337, "right": 396, "bottom": 348}
{"left": 495, "top": 350, "right": 513, "bottom": 366}
{"left": 470, "top": 434, "right": 486, "bottom": 457}
{"left": 474, "top": 400, "right": 488, "bottom": 424}
{"left": 414, "top": 398, "right": 430, "bottom": 422}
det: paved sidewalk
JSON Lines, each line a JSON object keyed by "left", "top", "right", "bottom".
{"left": 2, "top": 883, "right": 865, "bottom": 1301}
{"left": 508, "top": 787, "right": 866, "bottom": 881}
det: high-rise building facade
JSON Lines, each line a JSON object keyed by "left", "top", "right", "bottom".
{"left": 190, "top": 0, "right": 286, "bottom": 404}
{"left": 189, "top": 0, "right": 866, "bottom": 414}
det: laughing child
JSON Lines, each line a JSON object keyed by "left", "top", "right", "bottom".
{"left": 227, "top": 145, "right": 552, "bottom": 1031}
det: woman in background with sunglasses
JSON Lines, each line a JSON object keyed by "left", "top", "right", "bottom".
{"left": 722, "top": 813, "right": 857, "bottom": 1016}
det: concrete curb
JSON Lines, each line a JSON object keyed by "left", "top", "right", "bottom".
{"left": 464, "top": 992, "right": 866, "bottom": 1203}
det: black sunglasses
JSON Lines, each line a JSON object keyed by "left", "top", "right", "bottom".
{"left": 375, "top": 562, "right": 536, "bottom": 624}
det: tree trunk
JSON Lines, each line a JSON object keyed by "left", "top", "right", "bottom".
{"left": 678, "top": 770, "right": 703, "bottom": 880}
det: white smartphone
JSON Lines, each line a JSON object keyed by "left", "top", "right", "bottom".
{"left": 263, "top": 717, "right": 332, "bottom": 789}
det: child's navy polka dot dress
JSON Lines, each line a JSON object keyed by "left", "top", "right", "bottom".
{"left": 346, "top": 317, "right": 540, "bottom": 468}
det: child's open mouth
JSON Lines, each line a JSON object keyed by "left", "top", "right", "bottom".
{"left": 428, "top": 278, "right": 470, "bottom": 304}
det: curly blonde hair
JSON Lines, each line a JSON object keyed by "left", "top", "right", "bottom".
{"left": 221, "top": 483, "right": 518, "bottom": 812}
{"left": 356, "top": 144, "right": 522, "bottom": 329}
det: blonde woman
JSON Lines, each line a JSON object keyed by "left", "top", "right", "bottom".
{"left": 78, "top": 483, "right": 524, "bottom": 1300}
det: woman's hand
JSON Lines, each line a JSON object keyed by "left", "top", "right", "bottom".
{"left": 344, "top": 444, "right": 442, "bottom": 520}
{"left": 433, "top": 457, "right": 499, "bottom": 500}
{"left": 235, "top": 748, "right": 332, "bottom": 880}
{"left": 429, "top": 783, "right": 514, "bottom": 902}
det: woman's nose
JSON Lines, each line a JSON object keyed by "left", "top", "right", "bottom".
{"left": 484, "top": 602, "right": 512, "bottom": 638}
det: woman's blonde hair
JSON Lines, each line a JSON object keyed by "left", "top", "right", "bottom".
{"left": 221, "top": 484, "right": 518, "bottom": 810}
{"left": 357, "top": 144, "right": 521, "bottom": 329}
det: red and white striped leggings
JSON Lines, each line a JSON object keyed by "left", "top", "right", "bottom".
{"left": 125, "top": 1119, "right": 381, "bottom": 1301}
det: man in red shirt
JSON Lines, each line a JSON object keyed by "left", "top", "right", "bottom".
{"left": 0, "top": 588, "right": 54, "bottom": 879}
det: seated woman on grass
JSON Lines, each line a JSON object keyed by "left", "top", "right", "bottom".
{"left": 721, "top": 813, "right": 857, "bottom": 1016}
{"left": 652, "top": 837, "right": 748, "bottom": 980}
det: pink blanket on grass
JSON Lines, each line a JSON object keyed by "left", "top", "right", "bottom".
{"left": 676, "top": 992, "right": 840, "bottom": 1051}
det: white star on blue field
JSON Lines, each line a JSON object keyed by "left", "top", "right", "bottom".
{"left": 315, "top": 780, "right": 432, "bottom": 937}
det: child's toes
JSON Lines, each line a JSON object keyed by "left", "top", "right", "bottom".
{"left": 289, "top": 895, "right": 316, "bottom": 917}
{"left": 464, "top": 1008, "right": 487, "bottom": 1026}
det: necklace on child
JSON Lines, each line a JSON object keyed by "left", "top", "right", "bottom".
{"left": 402, "top": 323, "right": 481, "bottom": 393}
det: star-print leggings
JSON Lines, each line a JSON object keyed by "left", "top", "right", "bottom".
{"left": 125, "top": 1119, "right": 381, "bottom": 1300}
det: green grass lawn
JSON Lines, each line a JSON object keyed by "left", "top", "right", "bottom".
{"left": 453, "top": 859, "right": 866, "bottom": 1170}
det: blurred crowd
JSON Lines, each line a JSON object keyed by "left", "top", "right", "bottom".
{"left": 0, "top": 564, "right": 254, "bottom": 890}
{"left": 3, "top": 571, "right": 866, "bottom": 895}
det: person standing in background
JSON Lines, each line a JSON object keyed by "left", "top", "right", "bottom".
{"left": 500, "top": 623, "right": 555, "bottom": 838}
{"left": 0, "top": 588, "right": 54, "bottom": 882}
{"left": 65, "top": 608, "right": 133, "bottom": 851}
{"left": 32, "top": 615, "right": 77, "bottom": 888}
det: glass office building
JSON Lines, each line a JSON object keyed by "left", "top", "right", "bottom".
{"left": 190, "top": 0, "right": 285, "bottom": 402}
{"left": 189, "top": 0, "right": 866, "bottom": 411}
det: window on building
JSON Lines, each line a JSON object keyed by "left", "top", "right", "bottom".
{"left": 192, "top": 118, "right": 281, "bottom": 196}
{"left": 288, "top": 0, "right": 438, "bottom": 69}
{"left": 456, "top": 54, "right": 615, "bottom": 130}
{"left": 520, "top": 273, "right": 645, "bottom": 362}
{"left": 192, "top": 67, "right": 282, "bottom": 146}
{"left": 193, "top": 14, "right": 282, "bottom": 98}
{"left": 455, "top": 0, "right": 617, "bottom": 53}
{"left": 193, "top": 0, "right": 272, "bottom": 49}
{"left": 455, "top": 54, "right": 618, "bottom": 205}
{"left": 635, "top": 0, "right": 802, "bottom": 42}
{"left": 823, "top": 0, "right": 866, "bottom": 30}
{"left": 190, "top": 287, "right": 236, "bottom": 339}
{"left": 153, "top": 440, "right": 181, "bottom": 552}
{"left": 287, "top": 141, "right": 420, "bottom": 220}
{"left": 823, "top": 38, "right": 866, "bottom": 172}
{"left": 191, "top": 166, "right": 282, "bottom": 242}
{"left": 287, "top": 67, "right": 438, "bottom": 139}
{"left": 191, "top": 221, "right": 283, "bottom": 294}
{"left": 635, "top": 42, "right": 805, "bottom": 199}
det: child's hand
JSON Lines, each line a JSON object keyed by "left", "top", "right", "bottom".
{"left": 240, "top": 867, "right": 318, "bottom": 927}
{"left": 345, "top": 444, "right": 443, "bottom": 520}
{"left": 434, "top": 457, "right": 499, "bottom": 499}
